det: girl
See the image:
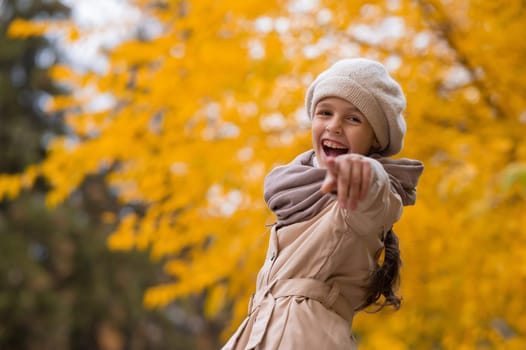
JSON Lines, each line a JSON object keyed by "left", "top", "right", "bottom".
{"left": 222, "top": 58, "right": 424, "bottom": 349}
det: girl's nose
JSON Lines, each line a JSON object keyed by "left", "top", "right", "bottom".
{"left": 326, "top": 118, "right": 342, "bottom": 134}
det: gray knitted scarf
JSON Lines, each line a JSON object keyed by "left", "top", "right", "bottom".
{"left": 264, "top": 150, "right": 424, "bottom": 228}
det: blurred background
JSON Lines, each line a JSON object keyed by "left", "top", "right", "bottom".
{"left": 1, "top": 0, "right": 525, "bottom": 349}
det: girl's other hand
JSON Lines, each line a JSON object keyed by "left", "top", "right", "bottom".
{"left": 321, "top": 154, "right": 372, "bottom": 210}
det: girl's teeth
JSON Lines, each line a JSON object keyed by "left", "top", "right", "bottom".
{"left": 323, "top": 140, "right": 346, "bottom": 149}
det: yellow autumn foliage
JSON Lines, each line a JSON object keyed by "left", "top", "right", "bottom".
{"left": 5, "top": 0, "right": 526, "bottom": 348}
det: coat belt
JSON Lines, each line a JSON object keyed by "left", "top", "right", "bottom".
{"left": 245, "top": 278, "right": 355, "bottom": 349}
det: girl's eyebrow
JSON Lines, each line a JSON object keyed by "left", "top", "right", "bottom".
{"left": 315, "top": 102, "right": 332, "bottom": 109}
{"left": 317, "top": 102, "right": 363, "bottom": 114}
{"left": 344, "top": 106, "right": 363, "bottom": 114}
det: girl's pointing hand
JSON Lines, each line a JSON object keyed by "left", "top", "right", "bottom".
{"left": 321, "top": 154, "right": 372, "bottom": 210}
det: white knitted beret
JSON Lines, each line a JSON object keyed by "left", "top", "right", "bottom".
{"left": 305, "top": 58, "right": 407, "bottom": 157}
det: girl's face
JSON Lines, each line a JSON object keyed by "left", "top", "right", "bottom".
{"left": 312, "top": 97, "right": 378, "bottom": 169}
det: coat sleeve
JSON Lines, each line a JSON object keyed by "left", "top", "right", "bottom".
{"left": 342, "top": 157, "right": 403, "bottom": 236}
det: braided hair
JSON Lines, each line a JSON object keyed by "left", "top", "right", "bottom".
{"left": 359, "top": 228, "right": 402, "bottom": 311}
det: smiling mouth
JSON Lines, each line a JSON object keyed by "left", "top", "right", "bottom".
{"left": 322, "top": 139, "right": 349, "bottom": 157}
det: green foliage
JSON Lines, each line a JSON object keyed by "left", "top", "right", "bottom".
{"left": 0, "top": 192, "right": 188, "bottom": 349}
{"left": 0, "top": 1, "right": 218, "bottom": 349}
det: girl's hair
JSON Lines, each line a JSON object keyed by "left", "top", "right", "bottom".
{"left": 359, "top": 228, "right": 402, "bottom": 311}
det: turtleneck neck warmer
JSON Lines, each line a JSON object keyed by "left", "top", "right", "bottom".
{"left": 264, "top": 150, "right": 424, "bottom": 228}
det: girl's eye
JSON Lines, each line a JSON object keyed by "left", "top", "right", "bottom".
{"left": 346, "top": 115, "right": 362, "bottom": 123}
{"left": 316, "top": 110, "right": 332, "bottom": 116}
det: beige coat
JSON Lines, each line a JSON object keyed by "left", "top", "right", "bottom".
{"left": 222, "top": 159, "right": 403, "bottom": 350}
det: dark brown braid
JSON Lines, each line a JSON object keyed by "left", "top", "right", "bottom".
{"left": 359, "top": 228, "right": 402, "bottom": 311}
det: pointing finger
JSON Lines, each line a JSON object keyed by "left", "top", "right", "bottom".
{"left": 321, "top": 157, "right": 338, "bottom": 193}
{"left": 348, "top": 158, "right": 362, "bottom": 210}
{"left": 360, "top": 160, "right": 371, "bottom": 200}
{"left": 337, "top": 158, "right": 351, "bottom": 208}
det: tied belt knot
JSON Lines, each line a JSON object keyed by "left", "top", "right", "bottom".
{"left": 245, "top": 278, "right": 354, "bottom": 349}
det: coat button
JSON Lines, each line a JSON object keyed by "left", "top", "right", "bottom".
{"left": 270, "top": 251, "right": 276, "bottom": 261}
